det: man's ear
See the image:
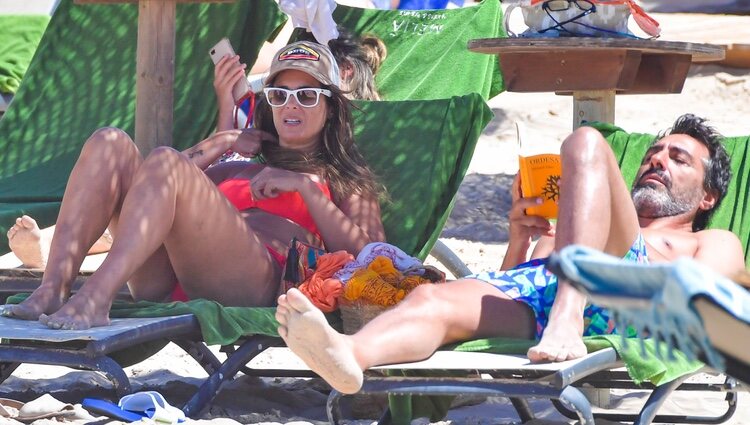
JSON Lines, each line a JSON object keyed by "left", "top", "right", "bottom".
{"left": 699, "top": 190, "right": 718, "bottom": 211}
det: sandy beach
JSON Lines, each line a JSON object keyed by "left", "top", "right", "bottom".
{"left": 1, "top": 3, "right": 749, "bottom": 424}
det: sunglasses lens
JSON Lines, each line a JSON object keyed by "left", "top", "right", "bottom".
{"left": 546, "top": 0, "right": 569, "bottom": 11}
{"left": 297, "top": 89, "right": 319, "bottom": 106}
{"left": 267, "top": 89, "right": 288, "bottom": 106}
{"left": 575, "top": 0, "right": 594, "bottom": 11}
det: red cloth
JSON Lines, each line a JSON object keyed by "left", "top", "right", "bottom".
{"left": 298, "top": 251, "right": 353, "bottom": 312}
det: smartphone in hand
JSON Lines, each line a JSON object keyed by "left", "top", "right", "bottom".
{"left": 209, "top": 37, "right": 251, "bottom": 103}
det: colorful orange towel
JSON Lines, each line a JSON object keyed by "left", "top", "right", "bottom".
{"left": 298, "top": 251, "right": 353, "bottom": 312}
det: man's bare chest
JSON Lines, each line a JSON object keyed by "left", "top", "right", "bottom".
{"left": 641, "top": 230, "right": 699, "bottom": 262}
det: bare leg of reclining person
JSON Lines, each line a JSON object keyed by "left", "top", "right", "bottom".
{"left": 276, "top": 127, "right": 643, "bottom": 393}
{"left": 3, "top": 128, "right": 279, "bottom": 328}
{"left": 7, "top": 216, "right": 113, "bottom": 269}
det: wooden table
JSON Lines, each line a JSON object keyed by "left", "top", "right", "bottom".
{"left": 75, "top": 0, "right": 233, "bottom": 153}
{"left": 468, "top": 38, "right": 725, "bottom": 129}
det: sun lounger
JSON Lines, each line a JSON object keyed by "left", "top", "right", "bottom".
{"left": 315, "top": 124, "right": 750, "bottom": 425}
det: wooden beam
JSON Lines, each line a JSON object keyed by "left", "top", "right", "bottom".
{"left": 498, "top": 50, "right": 641, "bottom": 93}
{"left": 573, "top": 90, "right": 615, "bottom": 129}
{"left": 135, "top": 0, "right": 176, "bottom": 153}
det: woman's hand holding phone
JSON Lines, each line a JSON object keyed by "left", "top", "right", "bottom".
{"left": 209, "top": 38, "right": 250, "bottom": 104}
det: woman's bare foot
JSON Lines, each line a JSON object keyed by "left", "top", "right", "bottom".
{"left": 6, "top": 215, "right": 50, "bottom": 269}
{"left": 39, "top": 291, "right": 111, "bottom": 330}
{"left": 276, "top": 288, "right": 364, "bottom": 394}
{"left": 527, "top": 317, "right": 587, "bottom": 363}
{"left": 1, "top": 284, "right": 67, "bottom": 320}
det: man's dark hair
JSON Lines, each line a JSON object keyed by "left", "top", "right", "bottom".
{"left": 655, "top": 114, "right": 731, "bottom": 231}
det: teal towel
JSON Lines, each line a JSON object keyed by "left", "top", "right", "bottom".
{"left": 0, "top": 15, "right": 50, "bottom": 94}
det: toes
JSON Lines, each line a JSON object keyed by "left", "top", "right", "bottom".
{"left": 285, "top": 288, "right": 314, "bottom": 312}
{"left": 39, "top": 313, "right": 50, "bottom": 325}
{"left": 278, "top": 324, "right": 288, "bottom": 338}
{"left": 19, "top": 215, "right": 37, "bottom": 230}
{"left": 277, "top": 294, "right": 288, "bottom": 307}
{"left": 7, "top": 227, "right": 16, "bottom": 239}
{"left": 275, "top": 305, "right": 289, "bottom": 324}
{"left": 274, "top": 307, "right": 289, "bottom": 325}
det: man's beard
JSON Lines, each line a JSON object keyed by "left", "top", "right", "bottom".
{"left": 632, "top": 169, "right": 704, "bottom": 218}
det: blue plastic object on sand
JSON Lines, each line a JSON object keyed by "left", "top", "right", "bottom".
{"left": 81, "top": 398, "right": 146, "bottom": 423}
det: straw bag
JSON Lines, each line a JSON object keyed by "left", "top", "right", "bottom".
{"left": 504, "top": 0, "right": 660, "bottom": 38}
{"left": 339, "top": 264, "right": 445, "bottom": 335}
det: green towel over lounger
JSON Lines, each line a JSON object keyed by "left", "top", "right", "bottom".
{"left": 0, "top": 0, "right": 287, "bottom": 254}
{"left": 331, "top": 0, "right": 505, "bottom": 101}
{"left": 0, "top": 15, "right": 49, "bottom": 94}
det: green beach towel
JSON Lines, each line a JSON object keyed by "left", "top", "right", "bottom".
{"left": 330, "top": 0, "right": 505, "bottom": 100}
{"left": 594, "top": 122, "right": 750, "bottom": 267}
{"left": 0, "top": 15, "right": 49, "bottom": 94}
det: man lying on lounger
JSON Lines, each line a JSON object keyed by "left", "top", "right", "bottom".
{"left": 276, "top": 114, "right": 746, "bottom": 394}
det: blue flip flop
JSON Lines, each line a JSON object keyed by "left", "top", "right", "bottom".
{"left": 83, "top": 391, "right": 186, "bottom": 424}
{"left": 81, "top": 398, "right": 146, "bottom": 423}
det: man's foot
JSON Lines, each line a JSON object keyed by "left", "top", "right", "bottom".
{"left": 1, "top": 284, "right": 67, "bottom": 320}
{"left": 6, "top": 215, "right": 50, "bottom": 269}
{"left": 38, "top": 292, "right": 111, "bottom": 330}
{"left": 276, "top": 288, "right": 363, "bottom": 394}
{"left": 527, "top": 319, "right": 587, "bottom": 363}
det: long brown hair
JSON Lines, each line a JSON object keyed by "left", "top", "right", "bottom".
{"left": 254, "top": 84, "right": 383, "bottom": 203}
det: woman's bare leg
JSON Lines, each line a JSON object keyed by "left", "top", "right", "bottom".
{"left": 7, "top": 217, "right": 113, "bottom": 269}
{"left": 528, "top": 127, "right": 642, "bottom": 362}
{"left": 4, "top": 128, "right": 143, "bottom": 320}
{"left": 40, "top": 146, "right": 279, "bottom": 330}
{"left": 276, "top": 280, "right": 535, "bottom": 394}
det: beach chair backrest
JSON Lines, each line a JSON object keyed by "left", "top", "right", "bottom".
{"left": 354, "top": 94, "right": 493, "bottom": 258}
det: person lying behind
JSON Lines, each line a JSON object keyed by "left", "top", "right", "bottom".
{"left": 276, "top": 114, "right": 745, "bottom": 394}
{"left": 2, "top": 41, "right": 385, "bottom": 331}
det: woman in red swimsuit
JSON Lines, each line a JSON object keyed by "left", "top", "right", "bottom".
{"left": 3, "top": 41, "right": 385, "bottom": 330}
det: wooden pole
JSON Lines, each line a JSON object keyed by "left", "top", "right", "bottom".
{"left": 135, "top": 0, "right": 176, "bottom": 153}
{"left": 573, "top": 90, "right": 616, "bottom": 129}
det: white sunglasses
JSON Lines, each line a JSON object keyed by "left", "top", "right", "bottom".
{"left": 263, "top": 87, "right": 332, "bottom": 108}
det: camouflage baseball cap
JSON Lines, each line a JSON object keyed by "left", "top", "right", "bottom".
{"left": 265, "top": 41, "right": 340, "bottom": 88}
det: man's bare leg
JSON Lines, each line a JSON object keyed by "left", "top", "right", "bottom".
{"left": 527, "top": 127, "right": 641, "bottom": 362}
{"left": 39, "top": 146, "right": 278, "bottom": 330}
{"left": 3, "top": 128, "right": 142, "bottom": 321}
{"left": 7, "top": 217, "right": 114, "bottom": 269}
{"left": 277, "top": 279, "right": 535, "bottom": 394}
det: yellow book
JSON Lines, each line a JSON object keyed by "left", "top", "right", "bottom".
{"left": 516, "top": 122, "right": 561, "bottom": 219}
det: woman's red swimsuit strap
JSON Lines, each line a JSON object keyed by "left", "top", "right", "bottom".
{"left": 217, "top": 178, "right": 332, "bottom": 238}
